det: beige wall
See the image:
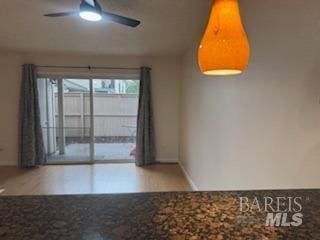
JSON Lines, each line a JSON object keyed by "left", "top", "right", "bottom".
{"left": 0, "top": 52, "right": 181, "bottom": 165}
{"left": 180, "top": 0, "right": 320, "bottom": 190}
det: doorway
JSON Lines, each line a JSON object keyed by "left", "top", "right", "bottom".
{"left": 38, "top": 77, "right": 139, "bottom": 164}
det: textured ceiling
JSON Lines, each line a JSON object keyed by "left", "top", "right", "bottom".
{"left": 0, "top": 0, "right": 212, "bottom": 56}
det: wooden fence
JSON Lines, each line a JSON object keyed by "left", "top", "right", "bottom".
{"left": 55, "top": 93, "right": 138, "bottom": 137}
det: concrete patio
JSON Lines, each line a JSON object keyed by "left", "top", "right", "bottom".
{"left": 47, "top": 143, "right": 135, "bottom": 162}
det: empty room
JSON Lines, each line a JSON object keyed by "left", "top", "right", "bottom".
{"left": 0, "top": 0, "right": 319, "bottom": 239}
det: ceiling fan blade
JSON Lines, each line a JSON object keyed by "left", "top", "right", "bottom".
{"left": 44, "top": 12, "right": 78, "bottom": 17}
{"left": 102, "top": 11, "right": 140, "bottom": 27}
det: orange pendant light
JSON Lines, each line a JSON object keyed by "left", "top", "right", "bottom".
{"left": 198, "top": 0, "right": 250, "bottom": 76}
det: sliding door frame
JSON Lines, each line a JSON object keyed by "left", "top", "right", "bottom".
{"left": 89, "top": 78, "right": 95, "bottom": 163}
{"left": 40, "top": 72, "right": 139, "bottom": 165}
{"left": 44, "top": 77, "right": 94, "bottom": 165}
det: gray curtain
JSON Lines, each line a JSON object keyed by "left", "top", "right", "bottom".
{"left": 136, "top": 67, "right": 156, "bottom": 166}
{"left": 19, "top": 64, "right": 46, "bottom": 168}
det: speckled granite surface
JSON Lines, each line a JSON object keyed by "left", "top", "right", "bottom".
{"left": 0, "top": 190, "right": 319, "bottom": 239}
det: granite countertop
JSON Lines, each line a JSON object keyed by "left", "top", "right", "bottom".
{"left": 0, "top": 190, "right": 319, "bottom": 240}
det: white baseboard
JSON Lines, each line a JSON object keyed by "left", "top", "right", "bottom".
{"left": 157, "top": 158, "right": 178, "bottom": 163}
{"left": 0, "top": 159, "right": 180, "bottom": 166}
{"left": 0, "top": 159, "right": 178, "bottom": 166}
{"left": 178, "top": 161, "right": 199, "bottom": 191}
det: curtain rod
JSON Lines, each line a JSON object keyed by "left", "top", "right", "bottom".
{"left": 34, "top": 65, "right": 150, "bottom": 71}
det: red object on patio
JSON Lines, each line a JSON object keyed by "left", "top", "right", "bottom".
{"left": 130, "top": 145, "right": 136, "bottom": 157}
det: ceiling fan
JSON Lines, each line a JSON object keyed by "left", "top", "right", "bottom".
{"left": 44, "top": 0, "right": 140, "bottom": 27}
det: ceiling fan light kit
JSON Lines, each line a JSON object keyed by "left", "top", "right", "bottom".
{"left": 79, "top": 0, "right": 102, "bottom": 21}
{"left": 79, "top": 11, "right": 102, "bottom": 22}
{"left": 44, "top": 0, "right": 140, "bottom": 27}
{"left": 198, "top": 0, "right": 250, "bottom": 76}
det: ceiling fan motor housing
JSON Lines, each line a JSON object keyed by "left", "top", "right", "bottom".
{"left": 80, "top": 0, "right": 102, "bottom": 14}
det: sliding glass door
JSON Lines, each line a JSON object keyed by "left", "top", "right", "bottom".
{"left": 38, "top": 76, "right": 139, "bottom": 164}
{"left": 92, "top": 79, "right": 139, "bottom": 162}
{"left": 38, "top": 78, "right": 93, "bottom": 163}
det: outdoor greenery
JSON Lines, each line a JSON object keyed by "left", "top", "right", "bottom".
{"left": 126, "top": 80, "right": 140, "bottom": 94}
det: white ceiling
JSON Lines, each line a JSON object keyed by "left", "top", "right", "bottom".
{"left": 0, "top": 0, "right": 211, "bottom": 56}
